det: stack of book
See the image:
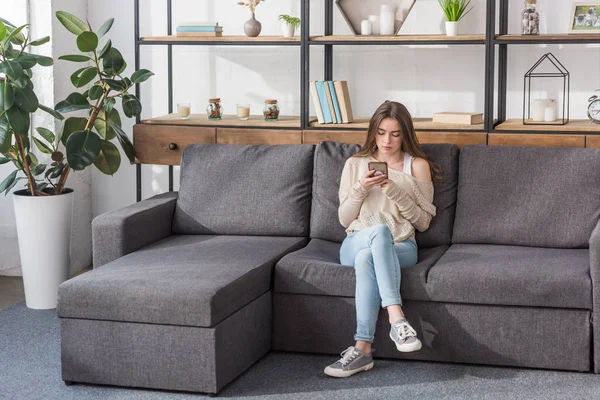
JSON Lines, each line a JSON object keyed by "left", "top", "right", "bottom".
{"left": 310, "top": 80, "right": 354, "bottom": 124}
{"left": 176, "top": 22, "right": 223, "bottom": 37}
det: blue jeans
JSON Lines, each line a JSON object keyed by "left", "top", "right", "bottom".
{"left": 339, "top": 224, "right": 418, "bottom": 343}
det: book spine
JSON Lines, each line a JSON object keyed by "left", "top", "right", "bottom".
{"left": 339, "top": 81, "right": 354, "bottom": 123}
{"left": 177, "top": 22, "right": 220, "bottom": 27}
{"left": 310, "top": 81, "right": 325, "bottom": 124}
{"left": 176, "top": 32, "right": 223, "bottom": 37}
{"left": 323, "top": 82, "right": 337, "bottom": 123}
{"left": 176, "top": 26, "right": 222, "bottom": 32}
{"left": 316, "top": 81, "right": 332, "bottom": 124}
{"left": 328, "top": 81, "right": 343, "bottom": 124}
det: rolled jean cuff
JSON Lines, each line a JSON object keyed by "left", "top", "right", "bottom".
{"left": 354, "top": 334, "right": 374, "bottom": 343}
{"left": 381, "top": 299, "right": 402, "bottom": 308}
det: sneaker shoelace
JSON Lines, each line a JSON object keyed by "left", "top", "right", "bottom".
{"left": 339, "top": 346, "right": 359, "bottom": 366}
{"left": 395, "top": 321, "right": 417, "bottom": 342}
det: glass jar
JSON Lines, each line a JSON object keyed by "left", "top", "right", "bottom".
{"left": 521, "top": 0, "right": 540, "bottom": 35}
{"left": 263, "top": 100, "right": 280, "bottom": 122}
{"left": 206, "top": 98, "right": 223, "bottom": 120}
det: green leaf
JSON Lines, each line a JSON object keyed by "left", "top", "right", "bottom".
{"left": 38, "top": 104, "right": 64, "bottom": 121}
{"left": 59, "top": 54, "right": 92, "bottom": 62}
{"left": 0, "top": 60, "right": 23, "bottom": 80}
{"left": 0, "top": 114, "right": 11, "bottom": 152}
{"left": 33, "top": 55, "right": 54, "bottom": 67}
{"left": 56, "top": 11, "right": 89, "bottom": 35}
{"left": 71, "top": 66, "right": 97, "bottom": 88}
{"left": 102, "top": 48, "right": 125, "bottom": 76}
{"left": 0, "top": 21, "right": 6, "bottom": 41}
{"left": 33, "top": 137, "right": 53, "bottom": 154}
{"left": 88, "top": 84, "right": 103, "bottom": 100}
{"left": 0, "top": 157, "right": 10, "bottom": 164}
{"left": 104, "top": 98, "right": 116, "bottom": 113}
{"left": 28, "top": 152, "right": 38, "bottom": 167}
{"left": 131, "top": 69, "right": 154, "bottom": 84}
{"left": 94, "top": 108, "right": 121, "bottom": 140}
{"left": 59, "top": 117, "right": 87, "bottom": 145}
{"left": 36, "top": 127, "right": 55, "bottom": 144}
{"left": 98, "top": 39, "right": 112, "bottom": 59}
{"left": 31, "top": 163, "right": 47, "bottom": 176}
{"left": 109, "top": 122, "right": 135, "bottom": 164}
{"left": 55, "top": 93, "right": 91, "bottom": 113}
{"left": 94, "top": 139, "right": 121, "bottom": 175}
{"left": 76, "top": 31, "right": 98, "bottom": 52}
{"left": 36, "top": 182, "right": 49, "bottom": 192}
{"left": 49, "top": 163, "right": 65, "bottom": 179}
{"left": 97, "top": 18, "right": 114, "bottom": 38}
{"left": 122, "top": 94, "right": 142, "bottom": 118}
{"left": 0, "top": 170, "right": 18, "bottom": 193}
{"left": 66, "top": 129, "right": 101, "bottom": 170}
{"left": 102, "top": 79, "right": 126, "bottom": 92}
{"left": 29, "top": 36, "right": 50, "bottom": 46}
{"left": 0, "top": 82, "right": 15, "bottom": 111}
{"left": 6, "top": 106, "right": 29, "bottom": 135}
{"left": 13, "top": 85, "right": 39, "bottom": 113}
{"left": 3, "top": 24, "right": 27, "bottom": 45}
{"left": 15, "top": 54, "right": 37, "bottom": 69}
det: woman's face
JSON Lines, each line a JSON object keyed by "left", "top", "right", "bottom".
{"left": 375, "top": 117, "right": 402, "bottom": 156}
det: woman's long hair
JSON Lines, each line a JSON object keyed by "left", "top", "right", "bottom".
{"left": 354, "top": 101, "right": 441, "bottom": 181}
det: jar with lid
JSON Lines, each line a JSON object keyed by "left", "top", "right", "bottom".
{"left": 263, "top": 99, "right": 280, "bottom": 122}
{"left": 521, "top": 0, "right": 540, "bottom": 35}
{"left": 206, "top": 98, "right": 223, "bottom": 120}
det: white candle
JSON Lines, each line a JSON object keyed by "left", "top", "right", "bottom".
{"left": 360, "top": 20, "right": 372, "bottom": 35}
{"left": 544, "top": 106, "right": 556, "bottom": 122}
{"left": 531, "top": 99, "right": 546, "bottom": 121}
{"left": 368, "top": 15, "right": 380, "bottom": 35}
{"left": 380, "top": 4, "right": 395, "bottom": 35}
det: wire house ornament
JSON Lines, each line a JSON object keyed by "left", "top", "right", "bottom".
{"left": 523, "top": 52, "right": 570, "bottom": 125}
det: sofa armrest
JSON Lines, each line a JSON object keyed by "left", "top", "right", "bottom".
{"left": 590, "top": 219, "right": 600, "bottom": 372}
{"left": 92, "top": 191, "right": 179, "bottom": 268}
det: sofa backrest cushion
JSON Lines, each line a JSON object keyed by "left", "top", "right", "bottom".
{"left": 452, "top": 145, "right": 600, "bottom": 248}
{"left": 173, "top": 143, "right": 315, "bottom": 236}
{"left": 310, "top": 141, "right": 459, "bottom": 247}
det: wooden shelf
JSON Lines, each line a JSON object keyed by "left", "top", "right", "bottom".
{"left": 495, "top": 34, "right": 600, "bottom": 43}
{"left": 310, "top": 34, "right": 486, "bottom": 43}
{"left": 495, "top": 119, "right": 600, "bottom": 133}
{"left": 142, "top": 114, "right": 301, "bottom": 128}
{"left": 140, "top": 36, "right": 300, "bottom": 44}
{"left": 309, "top": 117, "right": 485, "bottom": 131}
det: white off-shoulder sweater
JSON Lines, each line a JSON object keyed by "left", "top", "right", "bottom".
{"left": 338, "top": 154, "right": 437, "bottom": 244}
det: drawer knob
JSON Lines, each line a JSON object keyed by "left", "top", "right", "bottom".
{"left": 168, "top": 143, "right": 178, "bottom": 150}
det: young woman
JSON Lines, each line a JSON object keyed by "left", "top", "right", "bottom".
{"left": 324, "top": 101, "right": 439, "bottom": 378}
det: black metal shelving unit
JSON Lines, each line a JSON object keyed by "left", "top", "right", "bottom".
{"left": 133, "top": 0, "right": 600, "bottom": 201}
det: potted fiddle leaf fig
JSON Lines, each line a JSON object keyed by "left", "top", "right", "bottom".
{"left": 0, "top": 12, "right": 154, "bottom": 309}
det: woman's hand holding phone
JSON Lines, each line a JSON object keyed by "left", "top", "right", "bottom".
{"left": 360, "top": 170, "right": 388, "bottom": 190}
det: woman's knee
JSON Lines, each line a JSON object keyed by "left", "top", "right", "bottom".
{"left": 368, "top": 224, "right": 394, "bottom": 243}
{"left": 354, "top": 249, "right": 374, "bottom": 273}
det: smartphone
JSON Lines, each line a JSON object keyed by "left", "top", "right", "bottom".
{"left": 368, "top": 161, "right": 388, "bottom": 177}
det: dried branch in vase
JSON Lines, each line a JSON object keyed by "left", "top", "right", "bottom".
{"left": 237, "top": 0, "right": 265, "bottom": 14}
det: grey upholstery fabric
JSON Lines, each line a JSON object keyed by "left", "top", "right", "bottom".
{"left": 310, "top": 141, "right": 360, "bottom": 243}
{"left": 590, "top": 220, "right": 600, "bottom": 372}
{"left": 274, "top": 238, "right": 448, "bottom": 301}
{"left": 173, "top": 144, "right": 315, "bottom": 236}
{"left": 61, "top": 292, "right": 271, "bottom": 394}
{"left": 58, "top": 235, "right": 307, "bottom": 327}
{"left": 272, "top": 294, "right": 591, "bottom": 372}
{"left": 453, "top": 145, "right": 600, "bottom": 248}
{"left": 309, "top": 141, "right": 459, "bottom": 247}
{"left": 427, "top": 244, "right": 592, "bottom": 309}
{"left": 92, "top": 191, "right": 178, "bottom": 268}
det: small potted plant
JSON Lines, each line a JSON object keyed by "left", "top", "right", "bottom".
{"left": 438, "top": 0, "right": 473, "bottom": 36}
{"left": 278, "top": 14, "right": 301, "bottom": 38}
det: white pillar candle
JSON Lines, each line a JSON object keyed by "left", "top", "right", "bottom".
{"left": 544, "top": 106, "right": 556, "bottom": 122}
{"left": 361, "top": 20, "right": 372, "bottom": 35}
{"left": 380, "top": 4, "right": 395, "bottom": 35}
{"left": 531, "top": 99, "right": 546, "bottom": 121}
{"left": 368, "top": 15, "right": 380, "bottom": 35}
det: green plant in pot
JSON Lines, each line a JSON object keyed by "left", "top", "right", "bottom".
{"left": 438, "top": 0, "right": 473, "bottom": 36}
{"left": 278, "top": 14, "right": 300, "bottom": 38}
{"left": 0, "top": 12, "right": 153, "bottom": 309}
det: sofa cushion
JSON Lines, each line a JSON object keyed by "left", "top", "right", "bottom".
{"left": 173, "top": 144, "right": 315, "bottom": 236}
{"left": 58, "top": 235, "right": 307, "bottom": 327}
{"left": 453, "top": 145, "right": 600, "bottom": 248}
{"left": 274, "top": 238, "right": 448, "bottom": 301}
{"left": 427, "top": 244, "right": 592, "bottom": 309}
{"left": 309, "top": 141, "right": 459, "bottom": 247}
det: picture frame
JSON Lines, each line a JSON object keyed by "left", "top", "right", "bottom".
{"left": 568, "top": 2, "right": 600, "bottom": 34}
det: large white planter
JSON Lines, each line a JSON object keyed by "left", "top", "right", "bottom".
{"left": 445, "top": 21, "right": 459, "bottom": 36}
{"left": 13, "top": 188, "right": 74, "bottom": 309}
{"left": 281, "top": 21, "right": 295, "bottom": 38}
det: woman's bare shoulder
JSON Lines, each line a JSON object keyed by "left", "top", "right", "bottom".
{"left": 411, "top": 157, "right": 432, "bottom": 183}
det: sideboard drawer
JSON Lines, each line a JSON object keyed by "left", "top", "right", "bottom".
{"left": 217, "top": 128, "right": 302, "bottom": 145}
{"left": 133, "top": 124, "right": 216, "bottom": 165}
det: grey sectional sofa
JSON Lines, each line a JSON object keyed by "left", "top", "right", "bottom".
{"left": 57, "top": 141, "right": 600, "bottom": 395}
